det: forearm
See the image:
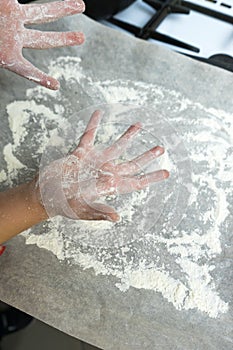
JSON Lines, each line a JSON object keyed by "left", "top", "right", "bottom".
{"left": 0, "top": 179, "right": 48, "bottom": 244}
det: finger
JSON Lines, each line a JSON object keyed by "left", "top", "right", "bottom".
{"left": 103, "top": 122, "right": 142, "bottom": 160}
{"left": 23, "top": 30, "right": 85, "bottom": 49}
{"left": 116, "top": 146, "right": 165, "bottom": 175}
{"left": 78, "top": 203, "right": 120, "bottom": 222}
{"left": 72, "top": 110, "right": 102, "bottom": 157}
{"left": 117, "top": 170, "right": 169, "bottom": 194}
{"left": 8, "top": 55, "right": 60, "bottom": 90}
{"left": 23, "top": 0, "right": 85, "bottom": 25}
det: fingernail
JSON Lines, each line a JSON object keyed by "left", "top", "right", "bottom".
{"left": 68, "top": 0, "right": 85, "bottom": 12}
{"left": 134, "top": 122, "right": 142, "bottom": 130}
{"left": 162, "top": 170, "right": 170, "bottom": 178}
{"left": 108, "top": 214, "right": 120, "bottom": 222}
{"left": 154, "top": 146, "right": 164, "bottom": 156}
{"left": 47, "top": 78, "right": 60, "bottom": 91}
{"left": 0, "top": 246, "right": 6, "bottom": 256}
{"left": 71, "top": 32, "right": 85, "bottom": 45}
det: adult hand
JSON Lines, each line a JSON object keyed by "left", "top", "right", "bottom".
{"left": 38, "top": 110, "right": 169, "bottom": 222}
{"left": 0, "top": 0, "right": 85, "bottom": 89}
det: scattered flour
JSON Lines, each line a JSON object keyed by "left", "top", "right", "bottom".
{"left": 0, "top": 170, "right": 7, "bottom": 183}
{"left": 3, "top": 144, "right": 25, "bottom": 176}
{"left": 24, "top": 221, "right": 65, "bottom": 261}
{"left": 1, "top": 56, "right": 232, "bottom": 318}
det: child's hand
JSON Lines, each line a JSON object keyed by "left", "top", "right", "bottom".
{"left": 38, "top": 110, "right": 169, "bottom": 222}
{"left": 0, "top": 0, "right": 85, "bottom": 89}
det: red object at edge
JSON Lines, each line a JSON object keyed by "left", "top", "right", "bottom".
{"left": 0, "top": 246, "right": 6, "bottom": 256}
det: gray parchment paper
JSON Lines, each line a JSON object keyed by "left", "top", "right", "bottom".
{"left": 0, "top": 14, "right": 233, "bottom": 350}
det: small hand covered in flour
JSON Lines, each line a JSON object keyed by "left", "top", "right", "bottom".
{"left": 0, "top": 0, "right": 85, "bottom": 89}
{"left": 37, "top": 110, "right": 169, "bottom": 222}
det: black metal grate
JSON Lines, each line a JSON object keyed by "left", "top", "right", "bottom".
{"left": 107, "top": 0, "right": 233, "bottom": 71}
{"left": 108, "top": 0, "right": 233, "bottom": 53}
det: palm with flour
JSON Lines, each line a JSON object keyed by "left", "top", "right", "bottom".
{"left": 0, "top": 0, "right": 85, "bottom": 89}
{"left": 38, "top": 111, "right": 169, "bottom": 222}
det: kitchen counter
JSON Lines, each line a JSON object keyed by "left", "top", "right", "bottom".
{"left": 0, "top": 14, "right": 232, "bottom": 350}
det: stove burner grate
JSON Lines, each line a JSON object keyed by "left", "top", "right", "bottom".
{"left": 107, "top": 0, "right": 233, "bottom": 71}
{"left": 107, "top": 0, "right": 233, "bottom": 54}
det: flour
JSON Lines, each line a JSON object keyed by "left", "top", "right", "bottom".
{"left": 3, "top": 144, "right": 25, "bottom": 175}
{"left": 0, "top": 170, "right": 7, "bottom": 183}
{"left": 1, "top": 56, "right": 232, "bottom": 318}
{"left": 24, "top": 220, "right": 65, "bottom": 261}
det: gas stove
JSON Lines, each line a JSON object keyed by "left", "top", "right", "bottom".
{"left": 101, "top": 0, "right": 233, "bottom": 72}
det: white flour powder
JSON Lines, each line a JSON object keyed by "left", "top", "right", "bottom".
{"left": 0, "top": 170, "right": 7, "bottom": 183}
{"left": 1, "top": 56, "right": 232, "bottom": 318}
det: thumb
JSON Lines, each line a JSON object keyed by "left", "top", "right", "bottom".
{"left": 85, "top": 203, "right": 120, "bottom": 222}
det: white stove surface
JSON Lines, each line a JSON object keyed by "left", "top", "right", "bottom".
{"left": 103, "top": 0, "right": 233, "bottom": 58}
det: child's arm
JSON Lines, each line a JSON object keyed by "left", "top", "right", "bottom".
{"left": 0, "top": 178, "right": 48, "bottom": 245}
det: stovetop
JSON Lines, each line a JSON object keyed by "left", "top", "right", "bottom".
{"left": 102, "top": 0, "right": 233, "bottom": 72}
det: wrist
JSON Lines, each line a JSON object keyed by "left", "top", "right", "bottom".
{"left": 27, "top": 176, "right": 49, "bottom": 221}
{"left": 0, "top": 178, "right": 49, "bottom": 244}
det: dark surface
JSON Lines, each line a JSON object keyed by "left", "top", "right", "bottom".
{"left": 18, "top": 0, "right": 136, "bottom": 20}
{"left": 1, "top": 318, "right": 101, "bottom": 350}
{"left": 84, "top": 0, "right": 135, "bottom": 20}
{"left": 186, "top": 54, "right": 233, "bottom": 73}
